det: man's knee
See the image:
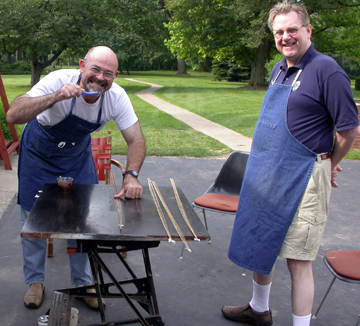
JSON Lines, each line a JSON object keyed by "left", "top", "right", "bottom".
{"left": 287, "top": 259, "right": 313, "bottom": 278}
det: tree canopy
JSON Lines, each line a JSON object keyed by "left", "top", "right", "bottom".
{"left": 0, "top": 0, "right": 172, "bottom": 86}
{"left": 164, "top": 0, "right": 360, "bottom": 86}
{"left": 0, "top": 0, "right": 359, "bottom": 87}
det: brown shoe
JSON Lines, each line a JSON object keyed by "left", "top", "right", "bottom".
{"left": 222, "top": 304, "right": 273, "bottom": 326}
{"left": 78, "top": 288, "right": 106, "bottom": 310}
{"left": 24, "top": 283, "right": 45, "bottom": 309}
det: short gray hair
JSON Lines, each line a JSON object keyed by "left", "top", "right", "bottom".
{"left": 268, "top": 0, "right": 310, "bottom": 31}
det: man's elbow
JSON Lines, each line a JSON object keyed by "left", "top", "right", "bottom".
{"left": 6, "top": 110, "right": 17, "bottom": 125}
{"left": 355, "top": 125, "right": 360, "bottom": 137}
{"left": 349, "top": 126, "right": 360, "bottom": 140}
{"left": 337, "top": 126, "right": 360, "bottom": 143}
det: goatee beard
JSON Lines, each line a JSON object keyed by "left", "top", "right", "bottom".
{"left": 85, "top": 83, "right": 104, "bottom": 95}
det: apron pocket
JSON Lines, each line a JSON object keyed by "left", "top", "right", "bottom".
{"left": 252, "top": 121, "right": 276, "bottom": 153}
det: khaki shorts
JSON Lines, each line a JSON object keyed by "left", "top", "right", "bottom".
{"left": 278, "top": 157, "right": 331, "bottom": 261}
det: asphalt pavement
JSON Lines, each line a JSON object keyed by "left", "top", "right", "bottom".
{"left": 0, "top": 153, "right": 359, "bottom": 326}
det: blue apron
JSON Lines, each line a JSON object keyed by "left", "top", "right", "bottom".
{"left": 18, "top": 76, "right": 105, "bottom": 211}
{"left": 228, "top": 70, "right": 318, "bottom": 275}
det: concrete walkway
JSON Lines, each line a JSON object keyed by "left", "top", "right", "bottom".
{"left": 0, "top": 153, "right": 18, "bottom": 218}
{"left": 124, "top": 78, "right": 253, "bottom": 153}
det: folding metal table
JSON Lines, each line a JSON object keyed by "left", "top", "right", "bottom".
{"left": 21, "top": 184, "right": 210, "bottom": 326}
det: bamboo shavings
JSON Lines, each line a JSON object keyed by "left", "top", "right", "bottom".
{"left": 111, "top": 172, "right": 123, "bottom": 230}
{"left": 148, "top": 178, "right": 175, "bottom": 244}
{"left": 170, "top": 178, "right": 200, "bottom": 242}
{"left": 149, "top": 179, "right": 191, "bottom": 253}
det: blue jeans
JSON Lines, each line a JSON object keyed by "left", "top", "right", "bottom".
{"left": 21, "top": 208, "right": 92, "bottom": 285}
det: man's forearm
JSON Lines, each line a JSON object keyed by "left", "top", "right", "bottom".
{"left": 7, "top": 82, "right": 83, "bottom": 125}
{"left": 125, "top": 140, "right": 146, "bottom": 172}
{"left": 331, "top": 126, "right": 360, "bottom": 168}
{"left": 7, "top": 93, "right": 59, "bottom": 124}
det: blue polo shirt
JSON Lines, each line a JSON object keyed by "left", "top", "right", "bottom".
{"left": 270, "top": 43, "right": 359, "bottom": 154}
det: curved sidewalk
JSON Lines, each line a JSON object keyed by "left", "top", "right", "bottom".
{"left": 124, "top": 78, "right": 253, "bottom": 153}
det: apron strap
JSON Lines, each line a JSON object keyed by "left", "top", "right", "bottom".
{"left": 291, "top": 69, "right": 302, "bottom": 87}
{"left": 271, "top": 68, "right": 303, "bottom": 89}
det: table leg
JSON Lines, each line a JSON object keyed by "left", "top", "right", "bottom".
{"left": 142, "top": 247, "right": 160, "bottom": 316}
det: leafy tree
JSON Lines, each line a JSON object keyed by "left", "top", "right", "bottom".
{"left": 0, "top": 0, "right": 109, "bottom": 86}
{"left": 164, "top": 0, "right": 275, "bottom": 86}
{"left": 99, "top": 0, "right": 173, "bottom": 74}
{"left": 0, "top": 1, "right": 23, "bottom": 64}
{"left": 0, "top": 0, "right": 173, "bottom": 85}
{"left": 164, "top": 0, "right": 360, "bottom": 87}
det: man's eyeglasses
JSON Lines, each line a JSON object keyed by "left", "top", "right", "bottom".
{"left": 84, "top": 60, "right": 117, "bottom": 81}
{"left": 273, "top": 25, "right": 304, "bottom": 39}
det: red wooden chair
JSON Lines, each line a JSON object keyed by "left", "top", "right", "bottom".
{"left": 91, "top": 130, "right": 125, "bottom": 185}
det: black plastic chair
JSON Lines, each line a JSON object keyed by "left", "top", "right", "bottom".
{"left": 312, "top": 250, "right": 360, "bottom": 324}
{"left": 192, "top": 151, "right": 249, "bottom": 234}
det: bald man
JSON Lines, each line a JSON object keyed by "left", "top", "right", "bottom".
{"left": 7, "top": 46, "right": 146, "bottom": 309}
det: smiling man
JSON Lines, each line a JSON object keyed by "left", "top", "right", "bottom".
{"left": 7, "top": 46, "right": 146, "bottom": 310}
{"left": 222, "top": 1, "right": 360, "bottom": 326}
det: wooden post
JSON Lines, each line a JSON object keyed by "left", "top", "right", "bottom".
{"left": 0, "top": 73, "right": 20, "bottom": 170}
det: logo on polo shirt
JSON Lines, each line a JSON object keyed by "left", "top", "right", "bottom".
{"left": 292, "top": 81, "right": 301, "bottom": 91}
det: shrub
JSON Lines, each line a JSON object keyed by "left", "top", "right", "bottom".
{"left": 0, "top": 104, "right": 11, "bottom": 140}
{"left": 211, "top": 60, "right": 228, "bottom": 81}
{"left": 227, "top": 65, "right": 250, "bottom": 82}
{"left": 0, "top": 61, "right": 31, "bottom": 75}
{"left": 212, "top": 60, "right": 251, "bottom": 82}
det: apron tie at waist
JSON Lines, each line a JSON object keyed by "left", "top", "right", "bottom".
{"left": 317, "top": 153, "right": 331, "bottom": 162}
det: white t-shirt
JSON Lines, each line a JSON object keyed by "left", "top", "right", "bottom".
{"left": 27, "top": 69, "right": 138, "bottom": 132}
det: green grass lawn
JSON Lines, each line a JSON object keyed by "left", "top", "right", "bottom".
{"left": 125, "top": 71, "right": 266, "bottom": 138}
{"left": 1, "top": 71, "right": 359, "bottom": 160}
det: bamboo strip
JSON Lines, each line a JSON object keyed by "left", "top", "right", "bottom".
{"left": 151, "top": 180, "right": 191, "bottom": 253}
{"left": 170, "top": 178, "right": 200, "bottom": 242}
{"left": 111, "top": 172, "right": 123, "bottom": 230}
{"left": 147, "top": 178, "right": 175, "bottom": 244}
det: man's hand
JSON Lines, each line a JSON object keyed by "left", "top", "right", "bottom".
{"left": 331, "top": 165, "right": 343, "bottom": 188}
{"left": 55, "top": 83, "right": 84, "bottom": 101}
{"left": 114, "top": 174, "right": 143, "bottom": 199}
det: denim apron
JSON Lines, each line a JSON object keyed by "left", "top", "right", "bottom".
{"left": 228, "top": 70, "right": 318, "bottom": 275}
{"left": 18, "top": 76, "right": 104, "bottom": 211}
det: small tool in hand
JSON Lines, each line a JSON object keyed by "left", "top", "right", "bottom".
{"left": 82, "top": 92, "right": 99, "bottom": 95}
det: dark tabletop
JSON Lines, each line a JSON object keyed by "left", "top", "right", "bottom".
{"left": 20, "top": 184, "right": 210, "bottom": 242}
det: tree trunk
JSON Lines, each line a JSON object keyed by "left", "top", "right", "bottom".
{"left": 30, "top": 61, "right": 43, "bottom": 87}
{"left": 176, "top": 58, "right": 187, "bottom": 75}
{"left": 248, "top": 39, "right": 272, "bottom": 87}
{"left": 29, "top": 49, "right": 64, "bottom": 86}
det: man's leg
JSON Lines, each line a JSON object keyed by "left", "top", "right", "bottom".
{"left": 222, "top": 268, "right": 274, "bottom": 326}
{"left": 21, "top": 208, "right": 46, "bottom": 308}
{"left": 287, "top": 259, "right": 313, "bottom": 325}
{"left": 67, "top": 239, "right": 92, "bottom": 286}
{"left": 251, "top": 268, "right": 275, "bottom": 312}
{"left": 68, "top": 239, "right": 106, "bottom": 310}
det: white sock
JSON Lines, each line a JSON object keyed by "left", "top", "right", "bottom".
{"left": 292, "top": 313, "right": 312, "bottom": 326}
{"left": 249, "top": 280, "right": 272, "bottom": 313}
